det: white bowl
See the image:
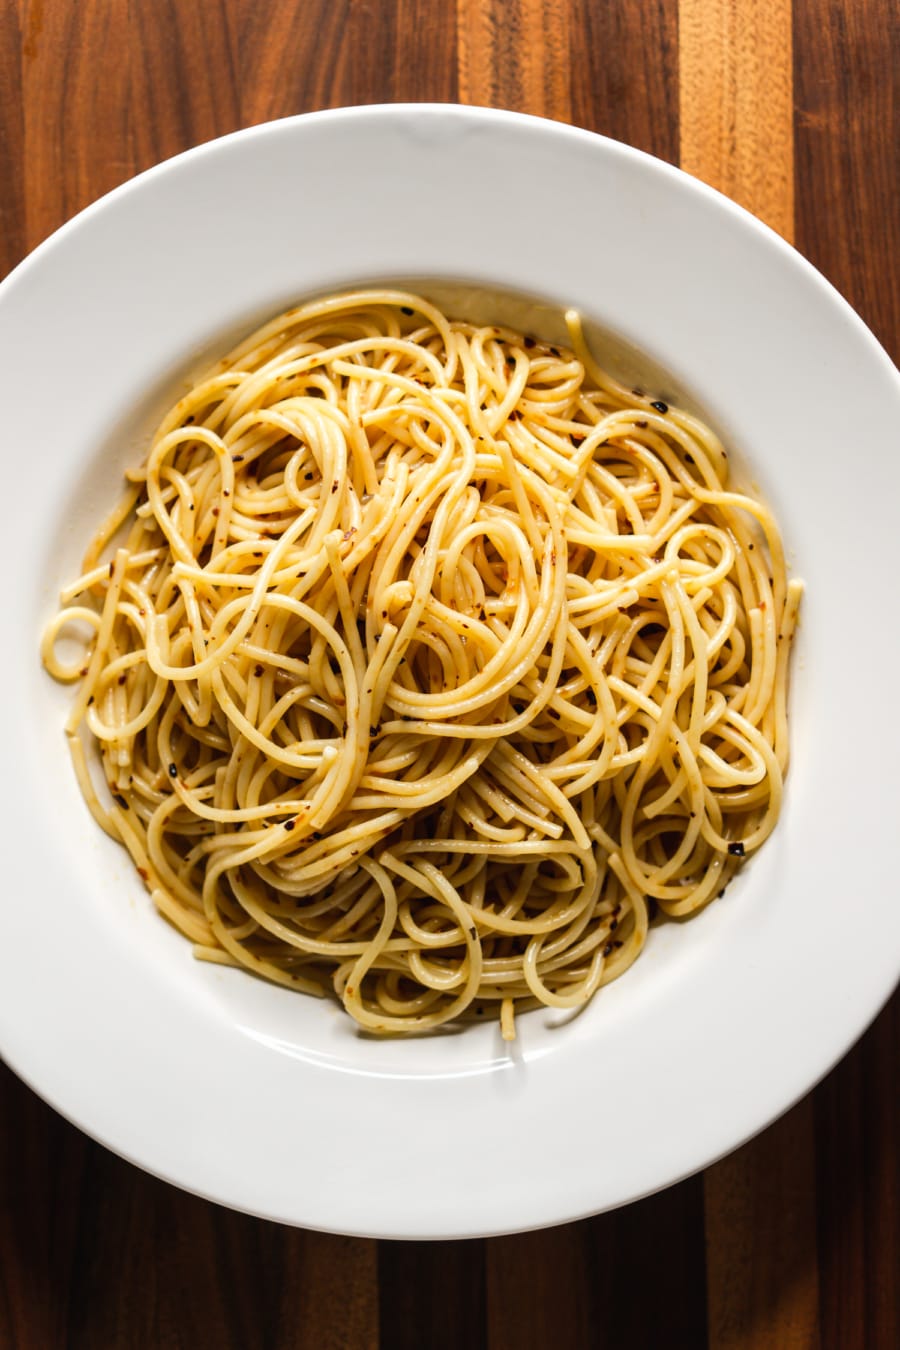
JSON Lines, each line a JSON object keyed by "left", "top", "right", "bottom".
{"left": 1, "top": 105, "right": 898, "bottom": 1239}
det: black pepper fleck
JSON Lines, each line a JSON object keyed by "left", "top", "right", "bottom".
{"left": 650, "top": 400, "right": 669, "bottom": 414}
{"left": 728, "top": 841, "right": 745, "bottom": 856}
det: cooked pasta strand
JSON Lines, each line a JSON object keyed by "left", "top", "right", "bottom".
{"left": 42, "top": 290, "right": 802, "bottom": 1037}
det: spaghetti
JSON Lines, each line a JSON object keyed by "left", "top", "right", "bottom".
{"left": 42, "top": 289, "right": 802, "bottom": 1037}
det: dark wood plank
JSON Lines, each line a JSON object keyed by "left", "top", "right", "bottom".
{"left": 487, "top": 1183, "right": 709, "bottom": 1349}
{"left": 568, "top": 0, "right": 680, "bottom": 164}
{"left": 793, "top": 5, "right": 899, "bottom": 1345}
{"left": 0, "top": 1062, "right": 378, "bottom": 1350}
{"left": 0, "top": 1062, "right": 88, "bottom": 1350}
{"left": 378, "top": 1240, "right": 487, "bottom": 1350}
{"left": 130, "top": 0, "right": 242, "bottom": 170}
{"left": 815, "top": 996, "right": 900, "bottom": 1350}
{"left": 793, "top": 0, "right": 899, "bottom": 359}
{"left": 239, "top": 0, "right": 457, "bottom": 125}
{"left": 0, "top": 3, "right": 24, "bottom": 274}
{"left": 487, "top": 1223, "right": 592, "bottom": 1350}
{"left": 704, "top": 1100, "right": 821, "bottom": 1350}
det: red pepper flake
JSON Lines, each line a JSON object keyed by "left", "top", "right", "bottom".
{"left": 331, "top": 481, "right": 339, "bottom": 493}
{"left": 118, "top": 674, "right": 127, "bottom": 685}
{"left": 137, "top": 867, "right": 149, "bottom": 881}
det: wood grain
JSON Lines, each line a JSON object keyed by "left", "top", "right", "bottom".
{"left": 815, "top": 998, "right": 900, "bottom": 1350}
{"left": 236, "top": 0, "right": 458, "bottom": 126}
{"left": 793, "top": 0, "right": 899, "bottom": 358}
{"left": 704, "top": 1102, "right": 821, "bottom": 1350}
{"left": 1, "top": 3, "right": 899, "bottom": 1348}
{"left": 484, "top": 1186, "right": 708, "bottom": 1350}
{"left": 19, "top": 0, "right": 137, "bottom": 252}
{"left": 379, "top": 1240, "right": 487, "bottom": 1350}
{"left": 569, "top": 0, "right": 680, "bottom": 163}
{"left": 679, "top": 0, "right": 794, "bottom": 239}
{"left": 458, "top": 0, "right": 571, "bottom": 119}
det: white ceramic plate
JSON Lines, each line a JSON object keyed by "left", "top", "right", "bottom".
{"left": 1, "top": 106, "right": 898, "bottom": 1240}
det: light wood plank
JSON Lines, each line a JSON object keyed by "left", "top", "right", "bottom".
{"left": 457, "top": 0, "right": 572, "bottom": 120}
{"left": 679, "top": 0, "right": 794, "bottom": 239}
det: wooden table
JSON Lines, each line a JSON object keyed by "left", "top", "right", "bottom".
{"left": 1, "top": 3, "right": 897, "bottom": 1346}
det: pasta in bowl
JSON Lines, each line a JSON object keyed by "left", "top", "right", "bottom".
{"left": 42, "top": 288, "right": 801, "bottom": 1039}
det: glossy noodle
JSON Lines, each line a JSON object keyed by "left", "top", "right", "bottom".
{"left": 42, "top": 289, "right": 802, "bottom": 1037}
